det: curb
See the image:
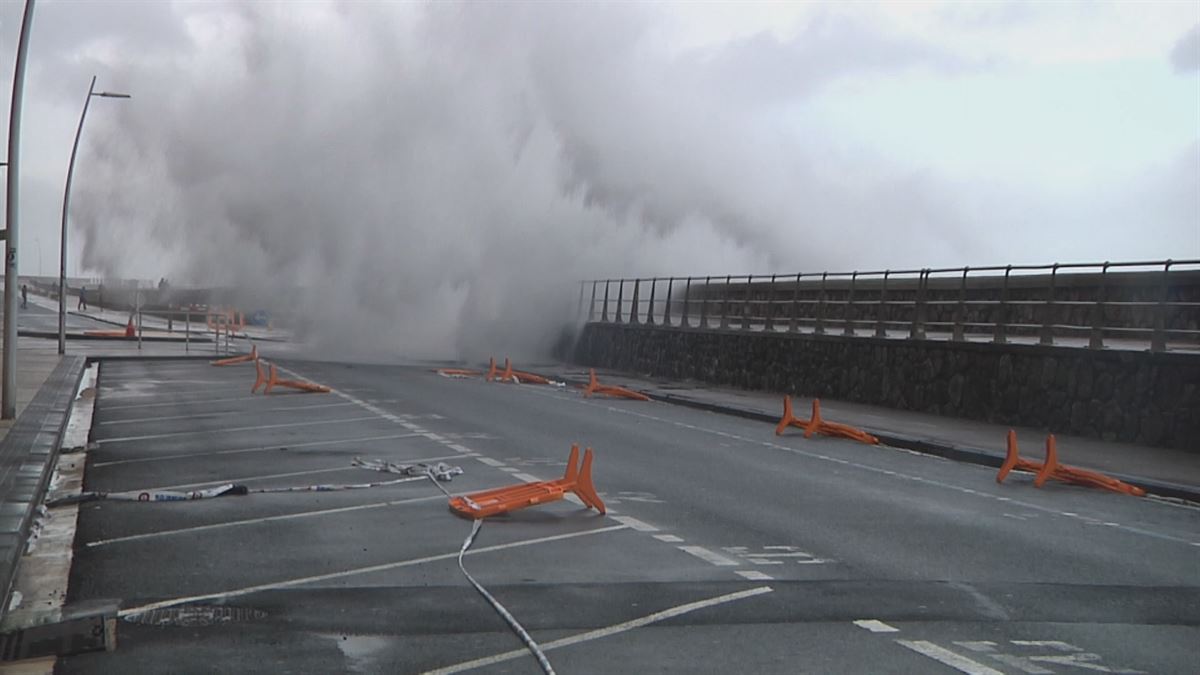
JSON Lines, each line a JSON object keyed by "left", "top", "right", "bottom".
{"left": 558, "top": 372, "right": 1200, "bottom": 504}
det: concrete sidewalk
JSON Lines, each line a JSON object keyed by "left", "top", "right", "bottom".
{"left": 548, "top": 364, "right": 1200, "bottom": 502}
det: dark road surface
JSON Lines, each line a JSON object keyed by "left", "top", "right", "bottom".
{"left": 59, "top": 358, "right": 1200, "bottom": 674}
{"left": 12, "top": 302, "right": 112, "bottom": 333}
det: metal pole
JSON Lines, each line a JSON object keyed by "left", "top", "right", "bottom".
{"left": 185, "top": 310, "right": 190, "bottom": 353}
{"left": 59, "top": 76, "right": 96, "bottom": 355}
{"left": 3, "top": 0, "right": 37, "bottom": 420}
{"left": 136, "top": 289, "right": 142, "bottom": 350}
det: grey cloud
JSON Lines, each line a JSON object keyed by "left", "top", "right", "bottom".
{"left": 1171, "top": 24, "right": 1200, "bottom": 73}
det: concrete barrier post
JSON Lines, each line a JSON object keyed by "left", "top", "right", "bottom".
{"left": 646, "top": 278, "right": 657, "bottom": 325}
{"left": 663, "top": 278, "right": 674, "bottom": 326}
{"left": 681, "top": 277, "right": 692, "bottom": 327}
{"left": 629, "top": 279, "right": 640, "bottom": 325}
{"left": 1039, "top": 263, "right": 1059, "bottom": 346}
{"left": 699, "top": 276, "right": 711, "bottom": 328}
{"left": 1089, "top": 262, "right": 1109, "bottom": 349}
{"left": 601, "top": 280, "right": 610, "bottom": 322}
{"left": 719, "top": 275, "right": 732, "bottom": 330}
{"left": 814, "top": 273, "right": 828, "bottom": 335}
{"left": 909, "top": 269, "right": 928, "bottom": 340}
{"left": 788, "top": 273, "right": 802, "bottom": 333}
{"left": 764, "top": 274, "right": 778, "bottom": 331}
{"left": 875, "top": 270, "right": 890, "bottom": 338}
{"left": 1151, "top": 260, "right": 1173, "bottom": 353}
{"left": 844, "top": 271, "right": 858, "bottom": 336}
{"left": 741, "top": 275, "right": 754, "bottom": 331}
{"left": 952, "top": 267, "right": 968, "bottom": 341}
{"left": 615, "top": 279, "right": 625, "bottom": 323}
{"left": 994, "top": 265, "right": 1011, "bottom": 344}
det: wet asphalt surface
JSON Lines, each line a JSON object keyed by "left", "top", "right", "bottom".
{"left": 58, "top": 357, "right": 1200, "bottom": 674}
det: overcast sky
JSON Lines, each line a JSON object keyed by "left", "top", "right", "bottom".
{"left": 1, "top": 0, "right": 1197, "bottom": 357}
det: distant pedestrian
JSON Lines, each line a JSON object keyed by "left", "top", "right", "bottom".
{"left": 78, "top": 286, "right": 88, "bottom": 311}
{"left": 20, "top": 284, "right": 27, "bottom": 309}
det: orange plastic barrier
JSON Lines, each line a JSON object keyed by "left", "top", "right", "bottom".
{"left": 485, "top": 357, "right": 553, "bottom": 385}
{"left": 448, "top": 445, "right": 605, "bottom": 519}
{"left": 774, "top": 396, "right": 879, "bottom": 445}
{"left": 997, "top": 431, "right": 1145, "bottom": 496}
{"left": 211, "top": 345, "right": 258, "bottom": 366}
{"left": 582, "top": 368, "right": 650, "bottom": 401}
{"left": 252, "top": 359, "right": 331, "bottom": 395}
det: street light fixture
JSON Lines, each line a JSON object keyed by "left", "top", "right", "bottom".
{"left": 58, "top": 76, "right": 130, "bottom": 354}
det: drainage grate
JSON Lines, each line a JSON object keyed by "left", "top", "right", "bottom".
{"left": 123, "top": 605, "right": 267, "bottom": 627}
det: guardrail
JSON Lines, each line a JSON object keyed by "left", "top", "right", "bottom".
{"left": 580, "top": 259, "right": 1200, "bottom": 353}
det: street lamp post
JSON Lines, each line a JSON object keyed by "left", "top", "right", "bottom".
{"left": 58, "top": 76, "right": 130, "bottom": 354}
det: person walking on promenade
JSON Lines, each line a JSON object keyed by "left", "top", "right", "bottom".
{"left": 78, "top": 286, "right": 88, "bottom": 311}
{"left": 20, "top": 284, "right": 27, "bottom": 309}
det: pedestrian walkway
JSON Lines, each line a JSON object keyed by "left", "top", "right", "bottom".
{"left": 551, "top": 364, "right": 1200, "bottom": 501}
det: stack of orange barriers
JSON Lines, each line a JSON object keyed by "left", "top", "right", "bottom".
{"left": 775, "top": 396, "right": 879, "bottom": 445}
{"left": 996, "top": 430, "right": 1144, "bottom": 496}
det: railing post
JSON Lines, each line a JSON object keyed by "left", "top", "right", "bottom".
{"left": 814, "top": 272, "right": 828, "bottom": 335}
{"left": 719, "top": 275, "right": 732, "bottom": 330}
{"left": 764, "top": 274, "right": 778, "bottom": 331}
{"left": 952, "top": 267, "right": 968, "bottom": 341}
{"left": 615, "top": 279, "right": 625, "bottom": 323}
{"left": 875, "top": 270, "right": 890, "bottom": 338}
{"left": 185, "top": 310, "right": 190, "bottom": 353}
{"left": 844, "top": 271, "right": 858, "bottom": 336}
{"left": 576, "top": 281, "right": 585, "bottom": 322}
{"left": 1151, "top": 260, "right": 1173, "bottom": 353}
{"left": 994, "top": 266, "right": 1011, "bottom": 344}
{"left": 681, "top": 277, "right": 692, "bottom": 327}
{"left": 629, "top": 279, "right": 641, "bottom": 325}
{"left": 741, "top": 275, "right": 754, "bottom": 330}
{"left": 1039, "top": 262, "right": 1059, "bottom": 345}
{"left": 1088, "top": 262, "right": 1109, "bottom": 350}
{"left": 699, "top": 276, "right": 711, "bottom": 328}
{"left": 909, "top": 269, "right": 928, "bottom": 340}
{"left": 788, "top": 273, "right": 802, "bottom": 333}
{"left": 646, "top": 278, "right": 657, "bottom": 325}
{"left": 601, "top": 280, "right": 610, "bottom": 322}
{"left": 588, "top": 281, "right": 598, "bottom": 322}
{"left": 663, "top": 278, "right": 674, "bottom": 326}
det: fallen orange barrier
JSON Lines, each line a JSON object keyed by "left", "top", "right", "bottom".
{"left": 998, "top": 431, "right": 1145, "bottom": 496}
{"left": 774, "top": 396, "right": 879, "bottom": 445}
{"left": 485, "top": 357, "right": 553, "bottom": 385}
{"left": 583, "top": 369, "right": 650, "bottom": 401}
{"left": 448, "top": 444, "right": 605, "bottom": 519}
{"left": 211, "top": 345, "right": 258, "bottom": 366}
{"left": 252, "top": 359, "right": 331, "bottom": 394}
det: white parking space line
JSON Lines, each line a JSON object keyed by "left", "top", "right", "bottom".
{"left": 513, "top": 473, "right": 540, "bottom": 482}
{"left": 611, "top": 516, "right": 658, "bottom": 532}
{"left": 500, "top": 467, "right": 520, "bottom": 473}
{"left": 653, "top": 534, "right": 684, "bottom": 543}
{"left": 96, "top": 415, "right": 380, "bottom": 444}
{"left": 423, "top": 586, "right": 774, "bottom": 675}
{"left": 474, "top": 457, "right": 504, "bottom": 467}
{"left": 99, "top": 401, "right": 356, "bottom": 425}
{"left": 92, "top": 433, "right": 421, "bottom": 468}
{"left": 735, "top": 570, "right": 774, "bottom": 581}
{"left": 99, "top": 395, "right": 265, "bottom": 411}
{"left": 86, "top": 494, "right": 447, "bottom": 548}
{"left": 677, "top": 546, "right": 740, "bottom": 566}
{"left": 118, "top": 523, "right": 630, "bottom": 617}
{"left": 896, "top": 640, "right": 1005, "bottom": 675}
{"left": 853, "top": 619, "right": 899, "bottom": 633}
{"left": 143, "top": 452, "right": 470, "bottom": 491}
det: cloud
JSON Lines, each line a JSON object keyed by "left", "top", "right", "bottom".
{"left": 1171, "top": 24, "right": 1200, "bottom": 73}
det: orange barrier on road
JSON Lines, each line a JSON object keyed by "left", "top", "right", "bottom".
{"left": 252, "top": 359, "right": 331, "bottom": 395}
{"left": 582, "top": 369, "right": 650, "bottom": 401}
{"left": 211, "top": 345, "right": 258, "bottom": 366}
{"left": 485, "top": 357, "right": 553, "bottom": 385}
{"left": 774, "top": 396, "right": 879, "bottom": 445}
{"left": 448, "top": 444, "right": 605, "bottom": 519}
{"left": 997, "top": 431, "right": 1145, "bottom": 496}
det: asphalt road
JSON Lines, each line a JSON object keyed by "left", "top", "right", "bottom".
{"left": 60, "top": 358, "right": 1200, "bottom": 674}
{"left": 11, "top": 302, "right": 111, "bottom": 333}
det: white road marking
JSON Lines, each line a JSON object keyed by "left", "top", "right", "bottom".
{"left": 99, "top": 401, "right": 355, "bottom": 425}
{"left": 96, "top": 416, "right": 380, "bottom": 444}
{"left": 735, "top": 570, "right": 774, "bottom": 581}
{"left": 86, "top": 494, "right": 446, "bottom": 547}
{"left": 653, "top": 534, "right": 684, "bottom": 543}
{"left": 118, "top": 523, "right": 630, "bottom": 617}
{"left": 448, "top": 444, "right": 473, "bottom": 454}
{"left": 853, "top": 619, "right": 899, "bottom": 633}
{"left": 522, "top": 389, "right": 1197, "bottom": 546}
{"left": 611, "top": 515, "right": 658, "bottom": 532}
{"left": 140, "top": 452, "right": 468, "bottom": 491}
{"left": 513, "top": 473, "right": 540, "bottom": 482}
{"left": 91, "top": 433, "right": 421, "bottom": 468}
{"left": 422, "top": 586, "right": 773, "bottom": 675}
{"left": 678, "top": 546, "right": 740, "bottom": 566}
{"left": 474, "top": 457, "right": 504, "bottom": 467}
{"left": 500, "top": 467, "right": 519, "bottom": 473}
{"left": 100, "top": 394, "right": 264, "bottom": 411}
{"left": 896, "top": 640, "right": 1005, "bottom": 675}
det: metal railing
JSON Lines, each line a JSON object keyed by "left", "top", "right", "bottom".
{"left": 580, "top": 259, "right": 1200, "bottom": 353}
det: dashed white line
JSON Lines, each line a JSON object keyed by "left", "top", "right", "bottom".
{"left": 611, "top": 516, "right": 658, "bottom": 532}
{"left": 653, "top": 534, "right": 684, "bottom": 543}
{"left": 448, "top": 444, "right": 473, "bottom": 454}
{"left": 853, "top": 619, "right": 899, "bottom": 633}
{"left": 896, "top": 640, "right": 1005, "bottom": 675}
{"left": 500, "top": 467, "right": 520, "bottom": 473}
{"left": 678, "top": 546, "right": 740, "bottom": 567}
{"left": 474, "top": 457, "right": 504, "bottom": 467}
{"left": 513, "top": 473, "right": 540, "bottom": 482}
{"left": 118, "top": 523, "right": 630, "bottom": 617}
{"left": 735, "top": 570, "right": 774, "bottom": 581}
